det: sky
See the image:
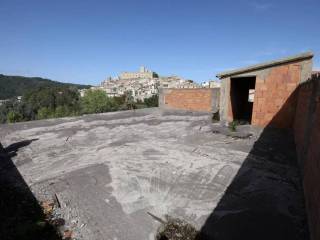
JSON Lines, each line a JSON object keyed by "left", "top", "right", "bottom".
{"left": 0, "top": 0, "right": 319, "bottom": 85}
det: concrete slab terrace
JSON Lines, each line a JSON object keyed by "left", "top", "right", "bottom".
{"left": 0, "top": 108, "right": 308, "bottom": 240}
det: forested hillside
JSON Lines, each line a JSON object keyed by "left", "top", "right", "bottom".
{"left": 0, "top": 74, "right": 90, "bottom": 99}
{"left": 0, "top": 86, "right": 158, "bottom": 124}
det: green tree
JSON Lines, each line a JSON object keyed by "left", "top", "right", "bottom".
{"left": 0, "top": 101, "right": 13, "bottom": 123}
{"left": 23, "top": 86, "right": 81, "bottom": 120}
{"left": 7, "top": 110, "right": 23, "bottom": 123}
{"left": 144, "top": 94, "right": 158, "bottom": 107}
{"left": 37, "top": 107, "right": 54, "bottom": 120}
{"left": 113, "top": 95, "right": 126, "bottom": 107}
{"left": 81, "top": 89, "right": 114, "bottom": 114}
{"left": 125, "top": 91, "right": 136, "bottom": 110}
{"left": 54, "top": 105, "right": 74, "bottom": 118}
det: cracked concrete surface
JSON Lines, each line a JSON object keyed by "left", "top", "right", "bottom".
{"left": 0, "top": 108, "right": 308, "bottom": 240}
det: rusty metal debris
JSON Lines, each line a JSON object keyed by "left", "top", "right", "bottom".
{"left": 54, "top": 193, "right": 61, "bottom": 208}
{"left": 147, "top": 211, "right": 166, "bottom": 224}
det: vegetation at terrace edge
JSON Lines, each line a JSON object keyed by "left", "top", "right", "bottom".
{"left": 0, "top": 74, "right": 90, "bottom": 99}
{"left": 0, "top": 87, "right": 159, "bottom": 124}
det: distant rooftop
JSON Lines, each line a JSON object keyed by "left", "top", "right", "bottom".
{"left": 216, "top": 52, "right": 314, "bottom": 79}
{"left": 312, "top": 70, "right": 320, "bottom": 76}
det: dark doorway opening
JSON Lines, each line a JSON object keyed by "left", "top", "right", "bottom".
{"left": 230, "top": 76, "right": 256, "bottom": 123}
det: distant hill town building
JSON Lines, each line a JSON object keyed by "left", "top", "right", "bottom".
{"left": 312, "top": 70, "right": 320, "bottom": 76}
{"left": 0, "top": 99, "right": 9, "bottom": 106}
{"left": 201, "top": 81, "right": 210, "bottom": 88}
{"left": 199, "top": 80, "right": 221, "bottom": 88}
{"left": 0, "top": 96, "right": 22, "bottom": 106}
{"left": 86, "top": 66, "right": 217, "bottom": 101}
{"left": 119, "top": 66, "right": 158, "bottom": 80}
{"left": 209, "top": 80, "right": 221, "bottom": 88}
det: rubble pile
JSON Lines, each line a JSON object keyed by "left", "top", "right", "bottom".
{"left": 40, "top": 198, "right": 73, "bottom": 240}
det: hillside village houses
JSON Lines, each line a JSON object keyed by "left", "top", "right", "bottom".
{"left": 83, "top": 66, "right": 220, "bottom": 101}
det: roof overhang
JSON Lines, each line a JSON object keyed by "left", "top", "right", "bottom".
{"left": 216, "top": 52, "right": 314, "bottom": 79}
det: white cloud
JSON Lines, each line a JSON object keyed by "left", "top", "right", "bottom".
{"left": 249, "top": 1, "right": 273, "bottom": 11}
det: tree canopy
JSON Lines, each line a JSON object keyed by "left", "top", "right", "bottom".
{"left": 0, "top": 87, "right": 159, "bottom": 124}
{"left": 81, "top": 89, "right": 114, "bottom": 114}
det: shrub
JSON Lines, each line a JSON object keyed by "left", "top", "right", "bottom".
{"left": 228, "top": 121, "right": 238, "bottom": 132}
{"left": 144, "top": 94, "right": 158, "bottom": 107}
{"left": 80, "top": 89, "right": 113, "bottom": 114}
{"left": 7, "top": 111, "right": 23, "bottom": 123}
{"left": 37, "top": 107, "right": 54, "bottom": 120}
{"left": 155, "top": 216, "right": 200, "bottom": 240}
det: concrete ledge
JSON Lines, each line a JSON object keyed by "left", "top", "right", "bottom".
{"left": 217, "top": 52, "right": 314, "bottom": 79}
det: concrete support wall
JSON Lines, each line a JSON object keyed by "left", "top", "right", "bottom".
{"left": 294, "top": 74, "right": 320, "bottom": 240}
{"left": 220, "top": 59, "right": 312, "bottom": 128}
{"left": 159, "top": 88, "right": 220, "bottom": 112}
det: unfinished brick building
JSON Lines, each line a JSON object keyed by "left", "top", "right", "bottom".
{"left": 217, "top": 52, "right": 313, "bottom": 128}
{"left": 217, "top": 52, "right": 320, "bottom": 240}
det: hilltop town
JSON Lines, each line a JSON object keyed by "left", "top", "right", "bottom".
{"left": 0, "top": 67, "right": 221, "bottom": 124}
{"left": 87, "top": 66, "right": 221, "bottom": 101}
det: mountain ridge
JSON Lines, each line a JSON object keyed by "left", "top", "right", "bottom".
{"left": 0, "top": 74, "right": 91, "bottom": 99}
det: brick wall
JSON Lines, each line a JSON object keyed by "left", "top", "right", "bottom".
{"left": 294, "top": 74, "right": 320, "bottom": 240}
{"left": 251, "top": 63, "right": 301, "bottom": 128}
{"left": 159, "top": 88, "right": 219, "bottom": 112}
{"left": 304, "top": 104, "right": 320, "bottom": 240}
{"left": 294, "top": 82, "right": 313, "bottom": 161}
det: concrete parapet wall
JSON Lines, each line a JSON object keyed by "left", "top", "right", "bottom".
{"left": 159, "top": 88, "right": 220, "bottom": 112}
